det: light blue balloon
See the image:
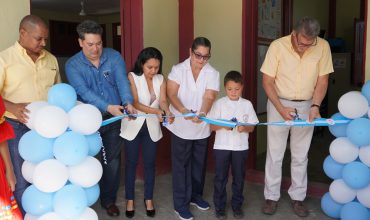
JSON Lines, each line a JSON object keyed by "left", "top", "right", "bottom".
{"left": 53, "top": 184, "right": 87, "bottom": 219}
{"left": 84, "top": 184, "right": 100, "bottom": 206}
{"left": 361, "top": 80, "right": 370, "bottom": 105}
{"left": 22, "top": 185, "right": 54, "bottom": 216}
{"left": 328, "top": 112, "right": 350, "bottom": 138}
{"left": 347, "top": 118, "right": 370, "bottom": 146}
{"left": 323, "top": 155, "right": 344, "bottom": 180}
{"left": 85, "top": 132, "right": 103, "bottom": 156}
{"left": 18, "top": 130, "right": 55, "bottom": 163}
{"left": 47, "top": 83, "right": 77, "bottom": 112}
{"left": 53, "top": 131, "right": 89, "bottom": 166}
{"left": 342, "top": 161, "right": 370, "bottom": 189}
{"left": 321, "top": 192, "right": 343, "bottom": 218}
{"left": 340, "top": 202, "right": 370, "bottom": 220}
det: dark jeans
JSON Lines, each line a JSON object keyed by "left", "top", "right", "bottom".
{"left": 123, "top": 122, "right": 157, "bottom": 200}
{"left": 99, "top": 120, "right": 123, "bottom": 208}
{"left": 171, "top": 134, "right": 208, "bottom": 212}
{"left": 213, "top": 149, "right": 248, "bottom": 211}
{"left": 6, "top": 118, "right": 30, "bottom": 216}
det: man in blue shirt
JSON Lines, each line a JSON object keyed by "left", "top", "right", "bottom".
{"left": 65, "top": 20, "right": 136, "bottom": 217}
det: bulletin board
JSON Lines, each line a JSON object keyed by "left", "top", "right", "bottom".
{"left": 258, "top": 0, "right": 282, "bottom": 43}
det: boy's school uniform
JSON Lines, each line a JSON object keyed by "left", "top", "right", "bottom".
{"left": 208, "top": 96, "right": 259, "bottom": 151}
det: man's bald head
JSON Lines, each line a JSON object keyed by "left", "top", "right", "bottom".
{"left": 18, "top": 15, "right": 49, "bottom": 58}
{"left": 19, "top": 15, "right": 48, "bottom": 32}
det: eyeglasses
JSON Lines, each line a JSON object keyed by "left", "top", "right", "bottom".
{"left": 295, "top": 34, "right": 317, "bottom": 47}
{"left": 192, "top": 50, "right": 211, "bottom": 61}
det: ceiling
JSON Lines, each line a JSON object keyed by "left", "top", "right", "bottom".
{"left": 31, "top": 0, "right": 120, "bottom": 15}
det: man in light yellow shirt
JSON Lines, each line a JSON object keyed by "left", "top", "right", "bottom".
{"left": 260, "top": 17, "right": 333, "bottom": 217}
{"left": 0, "top": 15, "right": 60, "bottom": 216}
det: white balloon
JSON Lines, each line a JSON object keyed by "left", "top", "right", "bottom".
{"left": 69, "top": 157, "right": 102, "bottom": 188}
{"left": 338, "top": 91, "right": 368, "bottom": 119}
{"left": 359, "top": 145, "right": 370, "bottom": 167}
{"left": 357, "top": 184, "right": 370, "bottom": 208}
{"left": 68, "top": 104, "right": 102, "bottom": 135}
{"left": 329, "top": 179, "right": 357, "bottom": 204}
{"left": 22, "top": 161, "right": 37, "bottom": 183}
{"left": 71, "top": 207, "right": 98, "bottom": 220}
{"left": 39, "top": 212, "right": 65, "bottom": 220}
{"left": 25, "top": 101, "right": 49, "bottom": 130}
{"left": 34, "top": 106, "right": 69, "bottom": 138}
{"left": 33, "top": 159, "right": 69, "bottom": 193}
{"left": 329, "top": 137, "right": 359, "bottom": 164}
{"left": 24, "top": 213, "right": 40, "bottom": 220}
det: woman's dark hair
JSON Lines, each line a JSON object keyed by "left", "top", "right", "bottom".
{"left": 191, "top": 37, "right": 211, "bottom": 52}
{"left": 131, "top": 47, "right": 163, "bottom": 76}
{"left": 76, "top": 20, "right": 103, "bottom": 40}
{"left": 224, "top": 70, "right": 243, "bottom": 86}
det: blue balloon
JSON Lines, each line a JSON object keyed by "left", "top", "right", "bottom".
{"left": 22, "top": 185, "right": 54, "bottom": 216}
{"left": 361, "top": 80, "right": 370, "bottom": 105}
{"left": 347, "top": 118, "right": 370, "bottom": 146}
{"left": 323, "top": 155, "right": 344, "bottom": 180}
{"left": 47, "top": 83, "right": 77, "bottom": 112}
{"left": 18, "top": 130, "right": 55, "bottom": 163}
{"left": 53, "top": 131, "right": 89, "bottom": 166}
{"left": 85, "top": 132, "right": 103, "bottom": 156}
{"left": 321, "top": 192, "right": 343, "bottom": 218}
{"left": 53, "top": 184, "right": 88, "bottom": 219}
{"left": 342, "top": 161, "right": 370, "bottom": 189}
{"left": 84, "top": 184, "right": 100, "bottom": 206}
{"left": 328, "top": 112, "right": 350, "bottom": 138}
{"left": 341, "top": 202, "right": 370, "bottom": 220}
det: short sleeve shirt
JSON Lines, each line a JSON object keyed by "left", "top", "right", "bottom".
{"left": 166, "top": 58, "right": 220, "bottom": 139}
{"left": 260, "top": 34, "right": 334, "bottom": 100}
{"left": 208, "top": 96, "right": 259, "bottom": 151}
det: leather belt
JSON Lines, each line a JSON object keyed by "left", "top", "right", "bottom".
{"left": 102, "top": 112, "right": 113, "bottom": 120}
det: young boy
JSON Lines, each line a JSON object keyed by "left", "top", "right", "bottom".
{"left": 208, "top": 71, "right": 259, "bottom": 219}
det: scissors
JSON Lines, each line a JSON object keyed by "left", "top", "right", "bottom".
{"left": 292, "top": 108, "right": 301, "bottom": 120}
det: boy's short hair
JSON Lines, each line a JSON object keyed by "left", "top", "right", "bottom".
{"left": 224, "top": 70, "right": 243, "bottom": 86}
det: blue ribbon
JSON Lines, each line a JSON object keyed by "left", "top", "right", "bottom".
{"left": 101, "top": 114, "right": 350, "bottom": 127}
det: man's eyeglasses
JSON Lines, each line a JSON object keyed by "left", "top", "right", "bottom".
{"left": 295, "top": 34, "right": 317, "bottom": 47}
{"left": 192, "top": 50, "right": 211, "bottom": 61}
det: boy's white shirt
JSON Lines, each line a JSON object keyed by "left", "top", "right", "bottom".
{"left": 207, "top": 96, "right": 259, "bottom": 151}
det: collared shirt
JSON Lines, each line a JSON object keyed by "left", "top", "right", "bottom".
{"left": 260, "top": 34, "right": 334, "bottom": 100}
{"left": 0, "top": 41, "right": 61, "bottom": 119}
{"left": 65, "top": 48, "right": 133, "bottom": 112}
{"left": 208, "top": 96, "right": 259, "bottom": 151}
{"left": 166, "top": 58, "right": 220, "bottom": 140}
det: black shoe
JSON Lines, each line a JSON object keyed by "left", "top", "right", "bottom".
{"left": 215, "top": 209, "right": 226, "bottom": 219}
{"left": 144, "top": 199, "right": 156, "bottom": 217}
{"left": 125, "top": 200, "right": 135, "bottom": 218}
{"left": 233, "top": 207, "right": 244, "bottom": 219}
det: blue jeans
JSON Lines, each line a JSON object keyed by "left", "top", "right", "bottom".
{"left": 98, "top": 120, "right": 123, "bottom": 207}
{"left": 6, "top": 118, "right": 30, "bottom": 216}
{"left": 123, "top": 122, "right": 157, "bottom": 200}
{"left": 171, "top": 134, "right": 208, "bottom": 212}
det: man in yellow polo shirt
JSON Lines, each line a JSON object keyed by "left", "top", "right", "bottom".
{"left": 0, "top": 15, "right": 60, "bottom": 215}
{"left": 260, "top": 17, "right": 333, "bottom": 217}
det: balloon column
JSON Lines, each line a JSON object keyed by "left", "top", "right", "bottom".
{"left": 321, "top": 81, "right": 370, "bottom": 220}
{"left": 20, "top": 83, "right": 103, "bottom": 220}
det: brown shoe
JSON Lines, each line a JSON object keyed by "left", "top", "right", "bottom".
{"left": 262, "top": 199, "right": 278, "bottom": 215}
{"left": 106, "top": 204, "right": 120, "bottom": 217}
{"left": 291, "top": 200, "right": 308, "bottom": 217}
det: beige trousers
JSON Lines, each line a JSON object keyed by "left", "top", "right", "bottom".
{"left": 264, "top": 99, "right": 314, "bottom": 201}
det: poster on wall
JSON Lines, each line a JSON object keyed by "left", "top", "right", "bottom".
{"left": 258, "top": 0, "right": 282, "bottom": 42}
